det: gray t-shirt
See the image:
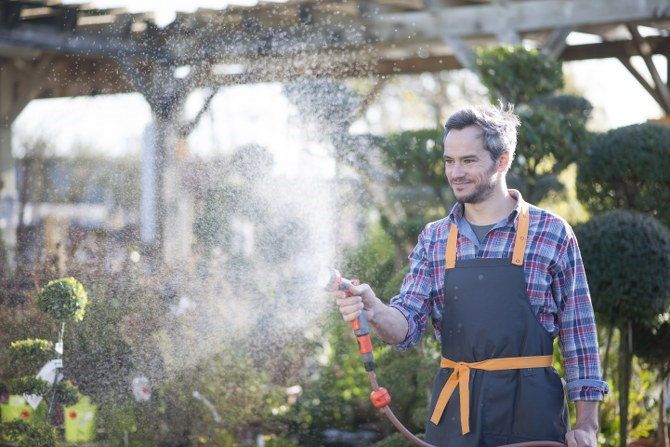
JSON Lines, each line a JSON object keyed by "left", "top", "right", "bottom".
{"left": 466, "top": 220, "right": 496, "bottom": 244}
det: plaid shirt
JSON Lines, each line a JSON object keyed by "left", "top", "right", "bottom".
{"left": 389, "top": 190, "right": 608, "bottom": 401}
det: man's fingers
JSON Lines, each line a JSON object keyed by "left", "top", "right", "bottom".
{"left": 349, "top": 283, "right": 372, "bottom": 297}
{"left": 340, "top": 303, "right": 364, "bottom": 315}
{"left": 565, "top": 430, "right": 578, "bottom": 447}
{"left": 335, "top": 295, "right": 360, "bottom": 307}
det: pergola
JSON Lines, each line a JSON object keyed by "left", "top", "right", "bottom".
{"left": 1, "top": 0, "right": 669, "bottom": 266}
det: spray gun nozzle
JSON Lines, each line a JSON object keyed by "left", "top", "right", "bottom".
{"left": 319, "top": 267, "right": 353, "bottom": 293}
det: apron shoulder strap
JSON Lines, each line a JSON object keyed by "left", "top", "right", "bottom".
{"left": 445, "top": 223, "right": 458, "bottom": 270}
{"left": 511, "top": 203, "right": 530, "bottom": 266}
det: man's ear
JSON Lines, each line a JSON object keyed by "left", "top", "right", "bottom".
{"left": 497, "top": 151, "right": 510, "bottom": 173}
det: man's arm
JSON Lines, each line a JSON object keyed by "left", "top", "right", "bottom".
{"left": 554, "top": 225, "right": 608, "bottom": 447}
{"left": 335, "top": 224, "right": 435, "bottom": 349}
{"left": 566, "top": 401, "right": 599, "bottom": 447}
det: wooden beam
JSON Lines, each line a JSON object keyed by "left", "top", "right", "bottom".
{"left": 618, "top": 57, "right": 668, "bottom": 113}
{"left": 0, "top": 25, "right": 154, "bottom": 59}
{"left": 627, "top": 24, "right": 670, "bottom": 112}
{"left": 542, "top": 27, "right": 573, "bottom": 60}
{"left": 560, "top": 35, "right": 670, "bottom": 61}
{"left": 380, "top": 0, "right": 670, "bottom": 39}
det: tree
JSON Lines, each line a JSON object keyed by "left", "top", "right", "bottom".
{"left": 577, "top": 123, "right": 670, "bottom": 227}
{"left": 576, "top": 211, "right": 670, "bottom": 447}
{"left": 1, "top": 277, "right": 88, "bottom": 447}
{"left": 474, "top": 45, "right": 593, "bottom": 204}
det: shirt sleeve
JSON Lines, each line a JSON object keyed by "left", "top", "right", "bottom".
{"left": 553, "top": 225, "right": 609, "bottom": 401}
{"left": 388, "top": 225, "right": 435, "bottom": 351}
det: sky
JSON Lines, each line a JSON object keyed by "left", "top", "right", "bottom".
{"left": 13, "top": 1, "right": 667, "bottom": 177}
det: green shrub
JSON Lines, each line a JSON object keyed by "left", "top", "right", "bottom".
{"left": 577, "top": 123, "right": 670, "bottom": 227}
{"left": 0, "top": 420, "right": 59, "bottom": 447}
{"left": 9, "top": 339, "right": 53, "bottom": 375}
{"left": 8, "top": 376, "right": 51, "bottom": 396}
{"left": 475, "top": 45, "right": 563, "bottom": 105}
{"left": 576, "top": 210, "right": 670, "bottom": 328}
{"left": 53, "top": 380, "right": 79, "bottom": 407}
{"left": 38, "top": 277, "right": 88, "bottom": 322}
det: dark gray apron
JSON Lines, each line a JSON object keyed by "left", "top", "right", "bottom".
{"left": 424, "top": 220, "right": 568, "bottom": 446}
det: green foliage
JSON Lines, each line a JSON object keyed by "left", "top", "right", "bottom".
{"left": 512, "top": 104, "right": 592, "bottom": 203}
{"left": 633, "top": 321, "right": 670, "bottom": 377}
{"left": 38, "top": 277, "right": 88, "bottom": 322}
{"left": 343, "top": 225, "right": 395, "bottom": 295}
{"left": 6, "top": 377, "right": 78, "bottom": 406}
{"left": 374, "top": 129, "right": 452, "bottom": 258}
{"left": 9, "top": 338, "right": 53, "bottom": 374}
{"left": 473, "top": 44, "right": 593, "bottom": 204}
{"left": 576, "top": 210, "right": 670, "bottom": 328}
{"left": 9, "top": 376, "right": 51, "bottom": 396}
{"left": 577, "top": 210, "right": 670, "bottom": 446}
{"left": 0, "top": 420, "right": 59, "bottom": 447}
{"left": 380, "top": 130, "right": 445, "bottom": 190}
{"left": 577, "top": 123, "right": 670, "bottom": 227}
{"left": 53, "top": 380, "right": 79, "bottom": 407}
{"left": 475, "top": 45, "right": 564, "bottom": 105}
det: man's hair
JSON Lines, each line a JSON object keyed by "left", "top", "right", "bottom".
{"left": 444, "top": 103, "right": 521, "bottom": 169}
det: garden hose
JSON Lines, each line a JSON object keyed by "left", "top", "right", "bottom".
{"left": 323, "top": 268, "right": 566, "bottom": 447}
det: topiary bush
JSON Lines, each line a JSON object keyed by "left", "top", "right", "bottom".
{"left": 473, "top": 45, "right": 593, "bottom": 204}
{"left": 38, "top": 277, "right": 88, "bottom": 322}
{"left": 9, "top": 339, "right": 53, "bottom": 375}
{"left": 8, "top": 376, "right": 51, "bottom": 396}
{"left": 577, "top": 210, "right": 670, "bottom": 447}
{"left": 475, "top": 45, "right": 564, "bottom": 105}
{"left": 577, "top": 123, "right": 670, "bottom": 227}
{"left": 3, "top": 276, "right": 88, "bottom": 445}
{"left": 576, "top": 210, "right": 670, "bottom": 328}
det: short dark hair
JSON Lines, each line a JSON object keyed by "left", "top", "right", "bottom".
{"left": 444, "top": 103, "right": 521, "bottom": 169}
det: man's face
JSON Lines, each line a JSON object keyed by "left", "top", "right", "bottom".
{"left": 443, "top": 126, "right": 506, "bottom": 204}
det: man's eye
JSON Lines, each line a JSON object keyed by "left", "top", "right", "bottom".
{"left": 444, "top": 159, "right": 453, "bottom": 165}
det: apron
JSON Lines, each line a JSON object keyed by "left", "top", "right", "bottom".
{"left": 425, "top": 203, "right": 568, "bottom": 447}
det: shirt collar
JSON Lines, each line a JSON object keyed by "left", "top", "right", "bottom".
{"left": 447, "top": 189, "right": 526, "bottom": 229}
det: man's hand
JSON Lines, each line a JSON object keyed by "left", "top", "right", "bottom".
{"left": 565, "top": 426, "right": 597, "bottom": 447}
{"left": 566, "top": 401, "right": 599, "bottom": 447}
{"left": 333, "top": 283, "right": 409, "bottom": 345}
{"left": 334, "top": 283, "right": 378, "bottom": 322}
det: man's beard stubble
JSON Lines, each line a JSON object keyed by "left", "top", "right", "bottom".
{"left": 452, "top": 164, "right": 498, "bottom": 205}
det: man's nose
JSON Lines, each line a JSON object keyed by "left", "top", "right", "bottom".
{"left": 452, "top": 162, "right": 464, "bottom": 177}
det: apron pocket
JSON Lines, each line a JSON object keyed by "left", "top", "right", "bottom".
{"left": 511, "top": 368, "right": 567, "bottom": 442}
{"left": 481, "top": 370, "right": 517, "bottom": 437}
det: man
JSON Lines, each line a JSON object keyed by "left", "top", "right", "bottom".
{"left": 335, "top": 104, "right": 607, "bottom": 447}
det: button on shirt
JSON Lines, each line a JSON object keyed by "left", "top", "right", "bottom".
{"left": 389, "top": 190, "right": 609, "bottom": 401}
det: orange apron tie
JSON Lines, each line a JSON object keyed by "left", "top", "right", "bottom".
{"left": 429, "top": 355, "right": 553, "bottom": 434}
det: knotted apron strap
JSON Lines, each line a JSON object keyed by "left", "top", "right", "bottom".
{"left": 429, "top": 355, "right": 553, "bottom": 435}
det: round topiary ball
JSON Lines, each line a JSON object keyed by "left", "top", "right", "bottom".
{"left": 576, "top": 210, "right": 670, "bottom": 329}
{"left": 38, "top": 277, "right": 88, "bottom": 322}
{"left": 577, "top": 123, "right": 670, "bottom": 227}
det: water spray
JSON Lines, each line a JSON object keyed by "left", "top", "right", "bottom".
{"left": 322, "top": 268, "right": 566, "bottom": 447}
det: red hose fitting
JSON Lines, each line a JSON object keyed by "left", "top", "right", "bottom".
{"left": 370, "top": 387, "right": 391, "bottom": 409}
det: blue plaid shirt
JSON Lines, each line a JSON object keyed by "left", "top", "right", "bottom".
{"left": 389, "top": 190, "right": 608, "bottom": 401}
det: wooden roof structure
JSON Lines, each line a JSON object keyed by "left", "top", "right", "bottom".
{"left": 1, "top": 0, "right": 669, "bottom": 108}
